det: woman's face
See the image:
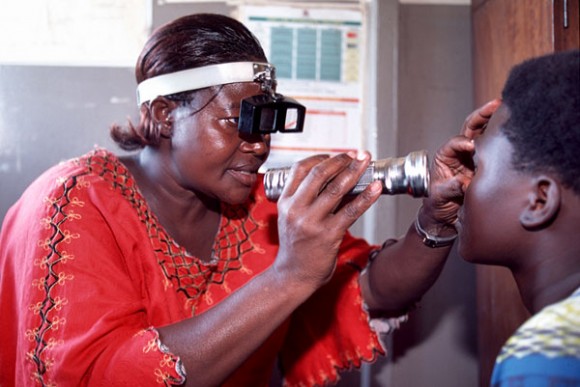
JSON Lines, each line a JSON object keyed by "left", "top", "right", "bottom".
{"left": 167, "top": 82, "right": 271, "bottom": 204}
{"left": 457, "top": 105, "right": 529, "bottom": 266}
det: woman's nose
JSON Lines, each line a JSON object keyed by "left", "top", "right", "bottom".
{"left": 239, "top": 133, "right": 270, "bottom": 156}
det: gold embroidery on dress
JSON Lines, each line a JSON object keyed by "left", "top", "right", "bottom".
{"left": 91, "top": 152, "right": 264, "bottom": 316}
{"left": 28, "top": 173, "right": 81, "bottom": 386}
{"left": 26, "top": 149, "right": 244, "bottom": 385}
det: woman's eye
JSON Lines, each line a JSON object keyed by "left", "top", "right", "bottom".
{"left": 224, "top": 117, "right": 240, "bottom": 126}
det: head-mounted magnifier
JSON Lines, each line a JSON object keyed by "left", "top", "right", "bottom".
{"left": 136, "top": 62, "right": 305, "bottom": 135}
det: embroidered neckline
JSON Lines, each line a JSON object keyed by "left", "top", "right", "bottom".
{"left": 84, "top": 148, "right": 260, "bottom": 313}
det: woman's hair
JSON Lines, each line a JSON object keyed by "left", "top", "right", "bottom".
{"left": 501, "top": 49, "right": 580, "bottom": 195}
{"left": 110, "top": 13, "right": 267, "bottom": 150}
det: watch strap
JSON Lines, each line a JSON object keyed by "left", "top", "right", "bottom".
{"left": 414, "top": 214, "right": 457, "bottom": 248}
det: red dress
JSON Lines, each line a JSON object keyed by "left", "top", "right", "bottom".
{"left": 0, "top": 148, "right": 385, "bottom": 386}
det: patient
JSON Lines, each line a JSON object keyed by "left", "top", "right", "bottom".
{"left": 449, "top": 49, "right": 580, "bottom": 386}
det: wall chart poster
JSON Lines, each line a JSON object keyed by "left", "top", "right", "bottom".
{"left": 237, "top": 4, "right": 367, "bottom": 170}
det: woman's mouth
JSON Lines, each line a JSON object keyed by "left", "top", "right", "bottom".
{"left": 228, "top": 169, "right": 258, "bottom": 187}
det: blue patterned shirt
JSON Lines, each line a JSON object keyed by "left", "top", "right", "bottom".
{"left": 491, "top": 287, "right": 580, "bottom": 386}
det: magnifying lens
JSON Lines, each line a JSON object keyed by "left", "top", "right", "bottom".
{"left": 136, "top": 62, "right": 306, "bottom": 134}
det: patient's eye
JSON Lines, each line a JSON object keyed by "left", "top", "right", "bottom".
{"left": 472, "top": 153, "right": 479, "bottom": 173}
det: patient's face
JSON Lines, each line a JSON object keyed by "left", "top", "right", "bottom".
{"left": 457, "top": 105, "right": 530, "bottom": 267}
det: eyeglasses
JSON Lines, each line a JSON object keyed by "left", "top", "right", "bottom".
{"left": 239, "top": 93, "right": 305, "bottom": 134}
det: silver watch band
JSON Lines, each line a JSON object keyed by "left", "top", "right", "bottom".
{"left": 414, "top": 213, "right": 457, "bottom": 248}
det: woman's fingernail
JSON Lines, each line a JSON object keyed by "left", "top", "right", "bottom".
{"left": 357, "top": 151, "right": 368, "bottom": 161}
{"left": 370, "top": 181, "right": 382, "bottom": 193}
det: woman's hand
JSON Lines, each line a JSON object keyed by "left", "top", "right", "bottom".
{"left": 273, "top": 151, "right": 382, "bottom": 288}
{"left": 461, "top": 98, "right": 501, "bottom": 139}
{"left": 422, "top": 99, "right": 501, "bottom": 228}
{"left": 359, "top": 100, "right": 501, "bottom": 313}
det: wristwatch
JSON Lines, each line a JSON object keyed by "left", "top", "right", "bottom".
{"left": 414, "top": 215, "right": 457, "bottom": 248}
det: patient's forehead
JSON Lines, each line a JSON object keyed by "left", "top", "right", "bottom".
{"left": 475, "top": 104, "right": 510, "bottom": 149}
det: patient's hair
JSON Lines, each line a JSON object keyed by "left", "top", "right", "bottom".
{"left": 501, "top": 49, "right": 580, "bottom": 195}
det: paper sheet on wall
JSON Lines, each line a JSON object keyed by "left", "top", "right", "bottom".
{"left": 237, "top": 4, "right": 367, "bottom": 170}
{"left": 0, "top": 0, "right": 149, "bottom": 67}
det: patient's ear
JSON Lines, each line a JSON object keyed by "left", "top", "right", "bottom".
{"left": 519, "top": 176, "right": 560, "bottom": 230}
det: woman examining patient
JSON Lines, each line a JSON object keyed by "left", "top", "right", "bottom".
{"left": 0, "top": 13, "right": 497, "bottom": 386}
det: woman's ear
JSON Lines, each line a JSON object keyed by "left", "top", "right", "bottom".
{"left": 150, "top": 97, "right": 175, "bottom": 138}
{"left": 519, "top": 175, "right": 561, "bottom": 230}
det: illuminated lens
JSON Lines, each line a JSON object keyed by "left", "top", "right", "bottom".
{"left": 284, "top": 108, "right": 300, "bottom": 131}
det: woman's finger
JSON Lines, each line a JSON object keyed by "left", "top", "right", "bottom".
{"left": 461, "top": 99, "right": 501, "bottom": 138}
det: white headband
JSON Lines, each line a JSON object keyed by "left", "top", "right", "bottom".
{"left": 136, "top": 61, "right": 276, "bottom": 106}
